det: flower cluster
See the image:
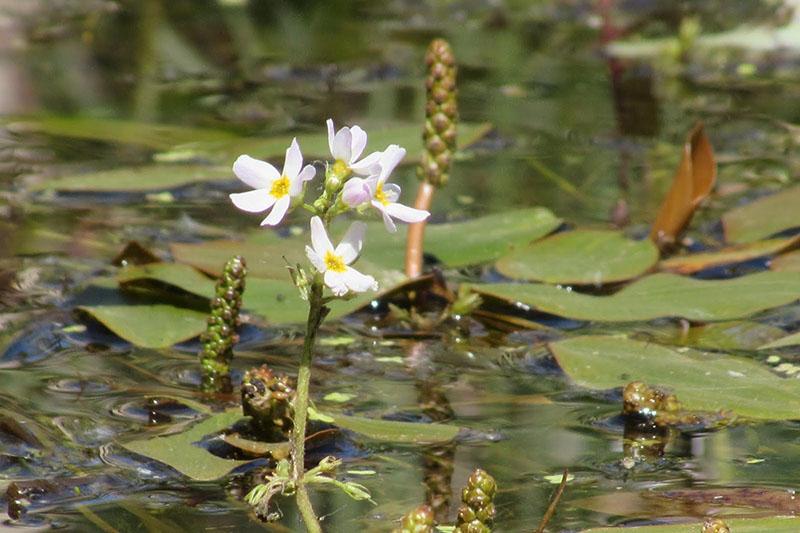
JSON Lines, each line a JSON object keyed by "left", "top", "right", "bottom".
{"left": 229, "top": 120, "right": 429, "bottom": 296}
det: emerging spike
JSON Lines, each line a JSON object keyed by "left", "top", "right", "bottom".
{"left": 455, "top": 468, "right": 497, "bottom": 532}
{"left": 198, "top": 255, "right": 247, "bottom": 392}
{"left": 419, "top": 38, "right": 458, "bottom": 188}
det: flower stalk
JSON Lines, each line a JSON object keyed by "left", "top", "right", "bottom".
{"left": 406, "top": 38, "right": 458, "bottom": 278}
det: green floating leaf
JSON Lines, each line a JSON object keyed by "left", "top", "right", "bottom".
{"left": 659, "top": 236, "right": 800, "bottom": 274}
{"left": 118, "top": 263, "right": 215, "bottom": 298}
{"left": 549, "top": 335, "right": 800, "bottom": 420}
{"left": 470, "top": 271, "right": 800, "bottom": 322}
{"left": 319, "top": 412, "right": 459, "bottom": 444}
{"left": 722, "top": 185, "right": 800, "bottom": 243}
{"left": 760, "top": 331, "right": 800, "bottom": 350}
{"left": 78, "top": 304, "right": 207, "bottom": 348}
{"left": 32, "top": 165, "right": 229, "bottom": 193}
{"left": 6, "top": 115, "right": 237, "bottom": 150}
{"left": 495, "top": 230, "right": 657, "bottom": 285}
{"left": 584, "top": 516, "right": 800, "bottom": 533}
{"left": 166, "top": 122, "right": 493, "bottom": 165}
{"left": 772, "top": 250, "right": 800, "bottom": 272}
{"left": 122, "top": 408, "right": 250, "bottom": 481}
{"left": 361, "top": 207, "right": 562, "bottom": 269}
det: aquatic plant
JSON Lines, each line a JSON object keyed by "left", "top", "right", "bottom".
{"left": 232, "top": 120, "right": 429, "bottom": 531}
{"left": 198, "top": 255, "right": 247, "bottom": 392}
{"left": 455, "top": 468, "right": 497, "bottom": 533}
{"left": 392, "top": 504, "right": 435, "bottom": 533}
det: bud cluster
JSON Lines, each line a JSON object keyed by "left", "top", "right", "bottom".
{"left": 392, "top": 504, "right": 435, "bottom": 533}
{"left": 419, "top": 38, "right": 458, "bottom": 188}
{"left": 241, "top": 365, "right": 296, "bottom": 440}
{"left": 455, "top": 468, "right": 497, "bottom": 533}
{"left": 199, "top": 255, "right": 246, "bottom": 390}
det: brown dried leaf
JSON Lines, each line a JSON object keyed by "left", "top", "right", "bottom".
{"left": 649, "top": 123, "right": 717, "bottom": 249}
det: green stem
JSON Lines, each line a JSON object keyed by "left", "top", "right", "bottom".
{"left": 291, "top": 277, "right": 326, "bottom": 533}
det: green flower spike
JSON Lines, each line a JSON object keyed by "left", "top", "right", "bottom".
{"left": 419, "top": 38, "right": 458, "bottom": 188}
{"left": 198, "top": 255, "right": 246, "bottom": 392}
{"left": 392, "top": 504, "right": 435, "bottom": 533}
{"left": 455, "top": 468, "right": 497, "bottom": 533}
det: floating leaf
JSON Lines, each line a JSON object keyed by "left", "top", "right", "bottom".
{"left": 722, "top": 185, "right": 800, "bottom": 243}
{"left": 166, "top": 122, "right": 493, "bottom": 165}
{"left": 549, "top": 335, "right": 800, "bottom": 420}
{"left": 470, "top": 271, "right": 800, "bottom": 322}
{"left": 760, "top": 331, "right": 800, "bottom": 350}
{"left": 31, "top": 165, "right": 229, "bottom": 193}
{"left": 118, "top": 263, "right": 215, "bottom": 298}
{"left": 495, "top": 230, "right": 657, "bottom": 285}
{"left": 771, "top": 250, "right": 800, "bottom": 272}
{"left": 77, "top": 304, "right": 207, "bottom": 348}
{"left": 319, "top": 412, "right": 460, "bottom": 444}
{"left": 649, "top": 123, "right": 716, "bottom": 248}
{"left": 584, "top": 517, "right": 800, "bottom": 533}
{"left": 122, "top": 408, "right": 250, "bottom": 481}
{"left": 659, "top": 236, "right": 800, "bottom": 274}
{"left": 656, "top": 320, "right": 786, "bottom": 351}
{"left": 6, "top": 115, "right": 237, "bottom": 150}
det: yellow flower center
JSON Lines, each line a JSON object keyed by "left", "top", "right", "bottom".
{"left": 375, "top": 182, "right": 390, "bottom": 206}
{"left": 324, "top": 251, "right": 347, "bottom": 273}
{"left": 270, "top": 175, "right": 290, "bottom": 198}
{"left": 332, "top": 159, "right": 351, "bottom": 179}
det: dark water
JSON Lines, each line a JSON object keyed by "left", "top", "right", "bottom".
{"left": 1, "top": 0, "right": 799, "bottom": 531}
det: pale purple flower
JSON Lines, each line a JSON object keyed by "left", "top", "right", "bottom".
{"left": 341, "top": 145, "right": 430, "bottom": 232}
{"left": 327, "top": 119, "right": 382, "bottom": 176}
{"left": 229, "top": 139, "right": 315, "bottom": 226}
{"left": 305, "top": 216, "right": 378, "bottom": 296}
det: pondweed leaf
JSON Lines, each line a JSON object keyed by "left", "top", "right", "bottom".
{"left": 549, "top": 335, "right": 800, "bottom": 420}
{"left": 722, "top": 185, "right": 800, "bottom": 243}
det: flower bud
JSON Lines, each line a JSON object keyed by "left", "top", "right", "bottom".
{"left": 341, "top": 177, "right": 371, "bottom": 208}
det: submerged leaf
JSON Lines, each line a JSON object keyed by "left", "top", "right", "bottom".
{"left": 495, "top": 230, "right": 657, "bottom": 285}
{"left": 318, "top": 412, "right": 460, "bottom": 444}
{"left": 77, "top": 304, "right": 207, "bottom": 348}
{"left": 649, "top": 123, "right": 716, "bottom": 248}
{"left": 470, "top": 271, "right": 800, "bottom": 323}
{"left": 722, "top": 185, "right": 800, "bottom": 243}
{"left": 122, "top": 408, "right": 250, "bottom": 481}
{"left": 549, "top": 335, "right": 800, "bottom": 420}
{"left": 32, "top": 165, "right": 229, "bottom": 193}
{"left": 759, "top": 331, "right": 800, "bottom": 350}
{"left": 584, "top": 517, "right": 800, "bottom": 532}
{"left": 659, "top": 236, "right": 800, "bottom": 274}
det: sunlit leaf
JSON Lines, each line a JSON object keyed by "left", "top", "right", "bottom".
{"left": 77, "top": 304, "right": 207, "bottom": 348}
{"left": 649, "top": 123, "right": 716, "bottom": 248}
{"left": 549, "top": 335, "right": 800, "bottom": 420}
{"left": 722, "top": 185, "right": 800, "bottom": 243}
{"left": 495, "top": 230, "right": 657, "bottom": 284}
{"left": 771, "top": 250, "right": 800, "bottom": 272}
{"left": 659, "top": 236, "right": 800, "bottom": 274}
{"left": 122, "top": 408, "right": 250, "bottom": 481}
{"left": 31, "top": 165, "right": 229, "bottom": 193}
{"left": 317, "top": 411, "right": 460, "bottom": 444}
{"left": 470, "top": 271, "right": 800, "bottom": 322}
{"left": 5, "top": 115, "right": 237, "bottom": 150}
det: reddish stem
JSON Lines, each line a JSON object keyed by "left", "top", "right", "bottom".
{"left": 405, "top": 182, "right": 435, "bottom": 278}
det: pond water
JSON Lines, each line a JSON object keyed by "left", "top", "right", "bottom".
{"left": 1, "top": 0, "right": 800, "bottom": 531}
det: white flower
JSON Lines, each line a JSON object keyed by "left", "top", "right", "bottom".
{"left": 327, "top": 119, "right": 382, "bottom": 177}
{"left": 341, "top": 145, "right": 430, "bottom": 232}
{"left": 229, "top": 138, "right": 316, "bottom": 226}
{"left": 305, "top": 216, "right": 378, "bottom": 296}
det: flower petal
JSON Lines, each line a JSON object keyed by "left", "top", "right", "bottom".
{"left": 305, "top": 245, "right": 325, "bottom": 272}
{"left": 378, "top": 145, "right": 406, "bottom": 181}
{"left": 326, "top": 119, "right": 336, "bottom": 156}
{"left": 349, "top": 151, "right": 382, "bottom": 176}
{"left": 341, "top": 177, "right": 371, "bottom": 207}
{"left": 385, "top": 202, "right": 430, "bottom": 224}
{"left": 291, "top": 164, "right": 316, "bottom": 196}
{"left": 233, "top": 155, "right": 280, "bottom": 189}
{"left": 261, "top": 195, "right": 290, "bottom": 226}
{"left": 343, "top": 266, "right": 378, "bottom": 293}
{"left": 349, "top": 125, "right": 367, "bottom": 162}
{"left": 230, "top": 189, "right": 275, "bottom": 213}
{"left": 310, "top": 216, "right": 334, "bottom": 256}
{"left": 332, "top": 126, "right": 352, "bottom": 162}
{"left": 283, "top": 138, "right": 302, "bottom": 180}
{"left": 381, "top": 209, "right": 398, "bottom": 233}
{"left": 324, "top": 270, "right": 349, "bottom": 296}
{"left": 334, "top": 221, "right": 365, "bottom": 264}
{"left": 382, "top": 183, "right": 401, "bottom": 203}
